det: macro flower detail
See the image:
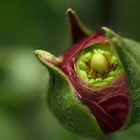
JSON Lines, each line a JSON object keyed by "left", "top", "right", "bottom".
{"left": 34, "top": 9, "right": 140, "bottom": 137}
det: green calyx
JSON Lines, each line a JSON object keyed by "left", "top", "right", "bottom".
{"left": 76, "top": 43, "right": 123, "bottom": 88}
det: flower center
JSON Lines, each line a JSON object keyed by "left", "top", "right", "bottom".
{"left": 90, "top": 52, "right": 109, "bottom": 74}
{"left": 75, "top": 43, "right": 123, "bottom": 88}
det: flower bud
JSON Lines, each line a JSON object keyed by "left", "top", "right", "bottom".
{"left": 34, "top": 9, "right": 138, "bottom": 138}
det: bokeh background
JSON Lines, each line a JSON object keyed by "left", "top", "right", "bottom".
{"left": 0, "top": 0, "right": 140, "bottom": 140}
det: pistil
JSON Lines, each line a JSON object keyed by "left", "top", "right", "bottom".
{"left": 76, "top": 43, "right": 123, "bottom": 88}
{"left": 90, "top": 52, "right": 109, "bottom": 74}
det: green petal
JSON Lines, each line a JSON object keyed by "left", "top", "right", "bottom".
{"left": 102, "top": 27, "right": 140, "bottom": 128}
{"left": 35, "top": 50, "right": 103, "bottom": 137}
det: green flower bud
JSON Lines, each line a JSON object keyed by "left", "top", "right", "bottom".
{"left": 34, "top": 9, "right": 140, "bottom": 138}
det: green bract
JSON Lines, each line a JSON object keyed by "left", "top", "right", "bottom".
{"left": 35, "top": 50, "right": 103, "bottom": 137}
{"left": 102, "top": 27, "right": 140, "bottom": 128}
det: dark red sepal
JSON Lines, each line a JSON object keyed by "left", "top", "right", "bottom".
{"left": 60, "top": 31, "right": 130, "bottom": 134}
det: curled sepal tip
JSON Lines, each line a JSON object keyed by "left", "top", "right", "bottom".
{"left": 34, "top": 50, "right": 62, "bottom": 67}
{"left": 66, "top": 8, "right": 92, "bottom": 44}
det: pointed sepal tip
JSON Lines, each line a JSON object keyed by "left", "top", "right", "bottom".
{"left": 34, "top": 50, "right": 61, "bottom": 67}
{"left": 66, "top": 8, "right": 92, "bottom": 44}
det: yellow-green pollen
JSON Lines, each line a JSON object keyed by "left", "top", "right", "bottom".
{"left": 76, "top": 43, "right": 123, "bottom": 88}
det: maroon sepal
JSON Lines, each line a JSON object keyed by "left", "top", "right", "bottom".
{"left": 60, "top": 32, "right": 130, "bottom": 134}
{"left": 67, "top": 9, "right": 92, "bottom": 44}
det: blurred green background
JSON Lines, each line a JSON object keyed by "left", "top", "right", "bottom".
{"left": 0, "top": 0, "right": 140, "bottom": 140}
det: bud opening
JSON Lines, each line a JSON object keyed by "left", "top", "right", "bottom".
{"left": 75, "top": 43, "right": 123, "bottom": 88}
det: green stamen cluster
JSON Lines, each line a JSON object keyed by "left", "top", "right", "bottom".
{"left": 76, "top": 44, "right": 123, "bottom": 88}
